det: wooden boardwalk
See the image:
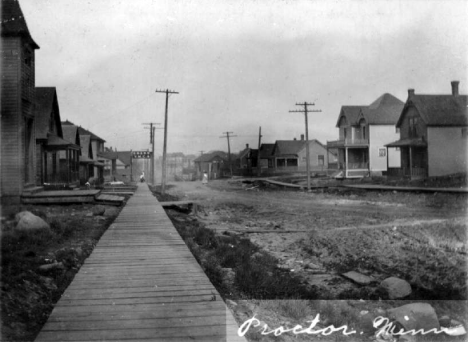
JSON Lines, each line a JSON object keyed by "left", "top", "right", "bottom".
{"left": 35, "top": 183, "right": 246, "bottom": 342}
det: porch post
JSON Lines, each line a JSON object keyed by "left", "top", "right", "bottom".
{"left": 67, "top": 149, "right": 70, "bottom": 183}
{"left": 44, "top": 151, "right": 48, "bottom": 183}
{"left": 345, "top": 147, "right": 348, "bottom": 178}
{"left": 409, "top": 146, "right": 413, "bottom": 179}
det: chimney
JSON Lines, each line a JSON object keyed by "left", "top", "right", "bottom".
{"left": 451, "top": 80, "right": 459, "bottom": 96}
{"left": 300, "top": 134, "right": 304, "bottom": 141}
{"left": 246, "top": 144, "right": 249, "bottom": 149}
{"left": 408, "top": 89, "right": 415, "bottom": 98}
{"left": 293, "top": 137, "right": 297, "bottom": 141}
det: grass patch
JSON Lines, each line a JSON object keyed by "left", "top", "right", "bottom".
{"left": 166, "top": 208, "right": 318, "bottom": 300}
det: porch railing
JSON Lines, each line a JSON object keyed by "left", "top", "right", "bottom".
{"left": 337, "top": 162, "right": 369, "bottom": 170}
{"left": 327, "top": 138, "right": 369, "bottom": 147}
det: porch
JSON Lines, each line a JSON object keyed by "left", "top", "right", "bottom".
{"left": 386, "top": 139, "right": 428, "bottom": 180}
{"left": 334, "top": 147, "right": 369, "bottom": 178}
{"left": 37, "top": 135, "right": 80, "bottom": 188}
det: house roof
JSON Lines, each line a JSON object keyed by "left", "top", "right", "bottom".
{"left": 336, "top": 94, "right": 404, "bottom": 127}
{"left": 35, "top": 87, "right": 62, "bottom": 140}
{"left": 98, "top": 151, "right": 118, "bottom": 160}
{"left": 386, "top": 138, "right": 428, "bottom": 148}
{"left": 1, "top": 0, "right": 39, "bottom": 49}
{"left": 259, "top": 143, "right": 275, "bottom": 158}
{"left": 62, "top": 125, "right": 80, "bottom": 146}
{"left": 194, "top": 151, "right": 227, "bottom": 163}
{"left": 46, "top": 135, "right": 76, "bottom": 149}
{"left": 397, "top": 94, "right": 468, "bottom": 127}
{"left": 273, "top": 139, "right": 329, "bottom": 157}
{"left": 62, "top": 120, "right": 106, "bottom": 142}
{"left": 273, "top": 140, "right": 306, "bottom": 156}
{"left": 116, "top": 151, "right": 132, "bottom": 166}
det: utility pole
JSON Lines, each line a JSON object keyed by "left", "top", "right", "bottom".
{"left": 289, "top": 102, "right": 322, "bottom": 191}
{"left": 220, "top": 132, "right": 237, "bottom": 177}
{"left": 155, "top": 89, "right": 179, "bottom": 194}
{"left": 257, "top": 126, "right": 262, "bottom": 177}
{"left": 143, "top": 122, "right": 160, "bottom": 185}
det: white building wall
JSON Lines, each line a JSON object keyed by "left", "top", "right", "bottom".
{"left": 369, "top": 125, "right": 401, "bottom": 171}
{"left": 427, "top": 127, "right": 468, "bottom": 177}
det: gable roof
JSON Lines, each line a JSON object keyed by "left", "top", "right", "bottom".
{"left": 61, "top": 125, "right": 81, "bottom": 150}
{"left": 35, "top": 87, "right": 62, "bottom": 140}
{"left": 397, "top": 94, "right": 468, "bottom": 127}
{"left": 194, "top": 151, "right": 227, "bottom": 163}
{"left": 336, "top": 93, "right": 404, "bottom": 127}
{"left": 98, "top": 151, "right": 118, "bottom": 160}
{"left": 273, "top": 140, "right": 306, "bottom": 156}
{"left": 259, "top": 143, "right": 275, "bottom": 158}
{"left": 116, "top": 151, "right": 132, "bottom": 166}
{"left": 62, "top": 120, "right": 106, "bottom": 142}
{"left": 1, "top": 0, "right": 39, "bottom": 49}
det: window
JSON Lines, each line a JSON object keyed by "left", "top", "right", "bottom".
{"left": 409, "top": 117, "right": 418, "bottom": 137}
{"left": 343, "top": 128, "right": 347, "bottom": 139}
{"left": 379, "top": 148, "right": 386, "bottom": 157}
{"left": 318, "top": 155, "right": 324, "bottom": 165}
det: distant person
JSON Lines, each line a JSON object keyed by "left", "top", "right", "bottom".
{"left": 140, "top": 172, "right": 145, "bottom": 183}
{"left": 202, "top": 171, "right": 208, "bottom": 185}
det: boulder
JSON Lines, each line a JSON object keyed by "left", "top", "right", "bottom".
{"left": 104, "top": 207, "right": 120, "bottom": 217}
{"left": 92, "top": 205, "right": 106, "bottom": 216}
{"left": 380, "top": 277, "right": 411, "bottom": 299}
{"left": 40, "top": 276, "right": 57, "bottom": 291}
{"left": 221, "top": 268, "right": 235, "bottom": 287}
{"left": 386, "top": 303, "right": 439, "bottom": 335}
{"left": 15, "top": 211, "right": 50, "bottom": 231}
{"left": 342, "top": 271, "right": 374, "bottom": 285}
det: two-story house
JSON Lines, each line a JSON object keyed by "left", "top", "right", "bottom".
{"left": 35, "top": 87, "right": 80, "bottom": 187}
{"left": 1, "top": 0, "right": 40, "bottom": 205}
{"left": 327, "top": 93, "right": 404, "bottom": 178}
{"left": 386, "top": 81, "right": 468, "bottom": 179}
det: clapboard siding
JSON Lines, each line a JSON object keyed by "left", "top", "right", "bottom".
{"left": 1, "top": 37, "right": 22, "bottom": 198}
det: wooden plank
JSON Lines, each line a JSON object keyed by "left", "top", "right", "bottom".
{"left": 35, "top": 183, "right": 246, "bottom": 342}
{"left": 342, "top": 184, "right": 468, "bottom": 193}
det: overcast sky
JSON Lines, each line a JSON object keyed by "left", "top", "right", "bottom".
{"left": 20, "top": 0, "right": 468, "bottom": 156}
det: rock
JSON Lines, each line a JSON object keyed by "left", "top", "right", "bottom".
{"left": 92, "top": 205, "right": 106, "bottom": 216}
{"left": 320, "top": 248, "right": 329, "bottom": 257}
{"left": 439, "top": 315, "right": 451, "bottom": 327}
{"left": 75, "top": 247, "right": 83, "bottom": 258}
{"left": 221, "top": 268, "right": 235, "bottom": 287}
{"left": 40, "top": 276, "right": 57, "bottom": 290}
{"left": 104, "top": 207, "right": 120, "bottom": 217}
{"left": 15, "top": 211, "right": 50, "bottom": 231}
{"left": 444, "top": 319, "right": 466, "bottom": 336}
{"left": 397, "top": 335, "right": 415, "bottom": 342}
{"left": 380, "top": 277, "right": 412, "bottom": 299}
{"left": 251, "top": 252, "right": 263, "bottom": 260}
{"left": 226, "top": 299, "right": 237, "bottom": 307}
{"left": 38, "top": 262, "right": 65, "bottom": 273}
{"left": 223, "top": 230, "right": 240, "bottom": 237}
{"left": 85, "top": 213, "right": 93, "bottom": 217}
{"left": 342, "top": 271, "right": 374, "bottom": 285}
{"left": 304, "top": 262, "right": 320, "bottom": 269}
{"left": 387, "top": 303, "right": 439, "bottom": 334}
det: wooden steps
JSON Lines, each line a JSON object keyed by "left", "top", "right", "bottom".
{"left": 35, "top": 183, "right": 246, "bottom": 342}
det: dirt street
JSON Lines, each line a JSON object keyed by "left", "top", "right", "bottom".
{"left": 166, "top": 179, "right": 467, "bottom": 300}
